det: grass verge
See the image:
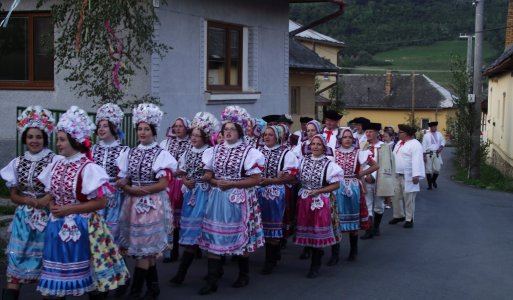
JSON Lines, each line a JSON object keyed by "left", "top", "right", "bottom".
{"left": 453, "top": 162, "right": 513, "bottom": 193}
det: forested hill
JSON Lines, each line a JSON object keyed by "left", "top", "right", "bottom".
{"left": 290, "top": 0, "right": 508, "bottom": 58}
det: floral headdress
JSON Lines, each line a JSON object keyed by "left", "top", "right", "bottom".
{"left": 17, "top": 106, "right": 55, "bottom": 136}
{"left": 220, "top": 105, "right": 250, "bottom": 128}
{"left": 57, "top": 106, "right": 96, "bottom": 143}
{"left": 191, "top": 112, "right": 221, "bottom": 138}
{"left": 96, "top": 103, "right": 124, "bottom": 128}
{"left": 250, "top": 118, "right": 267, "bottom": 138}
{"left": 132, "top": 103, "right": 163, "bottom": 129}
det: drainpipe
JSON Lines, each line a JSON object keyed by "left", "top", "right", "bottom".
{"left": 289, "top": 0, "right": 345, "bottom": 37}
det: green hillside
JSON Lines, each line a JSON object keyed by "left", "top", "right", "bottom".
{"left": 352, "top": 40, "right": 498, "bottom": 88}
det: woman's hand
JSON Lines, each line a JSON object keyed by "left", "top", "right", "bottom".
{"left": 308, "top": 189, "right": 320, "bottom": 197}
{"left": 259, "top": 178, "right": 271, "bottom": 186}
{"left": 217, "top": 180, "right": 232, "bottom": 191}
{"left": 51, "top": 205, "right": 75, "bottom": 218}
{"left": 116, "top": 178, "right": 130, "bottom": 189}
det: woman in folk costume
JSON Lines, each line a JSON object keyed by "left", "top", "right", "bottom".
{"left": 0, "top": 107, "right": 60, "bottom": 300}
{"left": 36, "top": 106, "right": 129, "bottom": 299}
{"left": 244, "top": 117, "right": 266, "bottom": 149}
{"left": 159, "top": 116, "right": 191, "bottom": 262}
{"left": 117, "top": 103, "right": 176, "bottom": 299}
{"left": 198, "top": 105, "right": 265, "bottom": 295}
{"left": 295, "top": 134, "right": 343, "bottom": 278}
{"left": 293, "top": 120, "right": 333, "bottom": 159}
{"left": 328, "top": 127, "right": 378, "bottom": 265}
{"left": 169, "top": 112, "right": 220, "bottom": 285}
{"left": 257, "top": 125, "right": 299, "bottom": 275}
{"left": 91, "top": 103, "right": 129, "bottom": 244}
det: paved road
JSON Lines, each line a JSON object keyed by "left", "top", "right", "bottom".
{"left": 4, "top": 148, "right": 513, "bottom": 299}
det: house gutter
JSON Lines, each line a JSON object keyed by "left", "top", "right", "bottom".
{"left": 289, "top": 0, "right": 345, "bottom": 37}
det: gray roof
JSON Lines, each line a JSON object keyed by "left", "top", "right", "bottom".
{"left": 340, "top": 74, "right": 454, "bottom": 109}
{"left": 289, "top": 38, "right": 339, "bottom": 72}
{"left": 483, "top": 44, "right": 513, "bottom": 77}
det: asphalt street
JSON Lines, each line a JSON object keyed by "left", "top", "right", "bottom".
{"left": 4, "top": 148, "right": 513, "bottom": 299}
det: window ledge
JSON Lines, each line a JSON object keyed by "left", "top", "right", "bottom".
{"left": 205, "top": 91, "right": 261, "bottom": 104}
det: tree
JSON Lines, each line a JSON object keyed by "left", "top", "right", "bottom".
{"left": 37, "top": 0, "right": 170, "bottom": 108}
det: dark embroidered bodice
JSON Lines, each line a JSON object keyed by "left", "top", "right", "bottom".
{"left": 16, "top": 152, "right": 55, "bottom": 197}
{"left": 183, "top": 148, "right": 208, "bottom": 182}
{"left": 165, "top": 137, "right": 191, "bottom": 160}
{"left": 212, "top": 143, "right": 251, "bottom": 180}
{"left": 50, "top": 156, "right": 90, "bottom": 205}
{"left": 92, "top": 143, "right": 129, "bottom": 180}
{"left": 128, "top": 145, "right": 163, "bottom": 186}
{"left": 260, "top": 147, "right": 287, "bottom": 179}
{"left": 299, "top": 156, "right": 331, "bottom": 190}
{"left": 335, "top": 149, "right": 359, "bottom": 178}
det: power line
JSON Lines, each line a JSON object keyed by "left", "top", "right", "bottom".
{"left": 339, "top": 67, "right": 453, "bottom": 73}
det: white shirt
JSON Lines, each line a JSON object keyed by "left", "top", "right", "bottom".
{"left": 393, "top": 139, "right": 425, "bottom": 192}
{"left": 422, "top": 131, "right": 446, "bottom": 152}
{"left": 323, "top": 127, "right": 339, "bottom": 153}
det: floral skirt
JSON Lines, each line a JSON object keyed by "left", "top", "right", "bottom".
{"left": 257, "top": 185, "right": 286, "bottom": 239}
{"left": 199, "top": 187, "right": 264, "bottom": 255}
{"left": 6, "top": 206, "right": 48, "bottom": 284}
{"left": 168, "top": 177, "right": 184, "bottom": 228}
{"left": 37, "top": 213, "right": 129, "bottom": 297}
{"left": 118, "top": 190, "right": 173, "bottom": 257}
{"left": 294, "top": 190, "right": 337, "bottom": 248}
{"left": 179, "top": 183, "right": 209, "bottom": 246}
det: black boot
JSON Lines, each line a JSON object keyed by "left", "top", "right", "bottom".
{"left": 171, "top": 229, "right": 180, "bottom": 262}
{"left": 299, "top": 246, "right": 311, "bottom": 259}
{"left": 432, "top": 174, "right": 439, "bottom": 188}
{"left": 144, "top": 265, "right": 160, "bottom": 299}
{"left": 88, "top": 291, "right": 105, "bottom": 300}
{"left": 261, "top": 244, "right": 278, "bottom": 275}
{"left": 373, "top": 213, "right": 383, "bottom": 236}
{"left": 126, "top": 267, "right": 148, "bottom": 300}
{"left": 198, "top": 258, "right": 222, "bottom": 295}
{"left": 307, "top": 248, "right": 323, "bottom": 278}
{"left": 232, "top": 256, "right": 250, "bottom": 288}
{"left": 2, "top": 289, "right": 19, "bottom": 300}
{"left": 426, "top": 174, "right": 433, "bottom": 190}
{"left": 360, "top": 217, "right": 374, "bottom": 240}
{"left": 347, "top": 234, "right": 358, "bottom": 261}
{"left": 327, "top": 243, "right": 340, "bottom": 266}
{"left": 170, "top": 250, "right": 195, "bottom": 284}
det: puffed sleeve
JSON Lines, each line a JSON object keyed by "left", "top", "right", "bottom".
{"left": 292, "top": 143, "right": 303, "bottom": 160}
{"left": 0, "top": 158, "right": 19, "bottom": 188}
{"left": 159, "top": 139, "right": 168, "bottom": 151}
{"left": 116, "top": 149, "right": 130, "bottom": 178}
{"left": 37, "top": 161, "right": 58, "bottom": 192}
{"left": 282, "top": 151, "right": 299, "bottom": 176}
{"left": 358, "top": 149, "right": 372, "bottom": 166}
{"left": 154, "top": 149, "right": 178, "bottom": 178}
{"left": 326, "top": 161, "right": 344, "bottom": 184}
{"left": 202, "top": 147, "right": 215, "bottom": 171}
{"left": 81, "top": 163, "right": 110, "bottom": 198}
{"left": 244, "top": 148, "right": 265, "bottom": 176}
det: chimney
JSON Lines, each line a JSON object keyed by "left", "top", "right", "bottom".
{"left": 506, "top": 0, "right": 513, "bottom": 49}
{"left": 385, "top": 69, "right": 392, "bottom": 96}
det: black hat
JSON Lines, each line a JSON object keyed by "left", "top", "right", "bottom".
{"left": 262, "top": 115, "right": 281, "bottom": 123}
{"left": 300, "top": 116, "right": 314, "bottom": 123}
{"left": 353, "top": 117, "right": 370, "bottom": 125}
{"left": 428, "top": 121, "right": 438, "bottom": 127}
{"left": 398, "top": 124, "right": 416, "bottom": 136}
{"left": 278, "top": 114, "right": 294, "bottom": 124}
{"left": 363, "top": 122, "right": 382, "bottom": 131}
{"left": 324, "top": 110, "right": 342, "bottom": 121}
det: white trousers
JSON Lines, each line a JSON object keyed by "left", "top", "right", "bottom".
{"left": 392, "top": 174, "right": 417, "bottom": 222}
{"left": 425, "top": 153, "right": 442, "bottom": 174}
{"left": 365, "top": 183, "right": 385, "bottom": 217}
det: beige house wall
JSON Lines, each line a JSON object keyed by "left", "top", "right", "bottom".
{"left": 486, "top": 75, "right": 513, "bottom": 175}
{"left": 289, "top": 72, "right": 316, "bottom": 131}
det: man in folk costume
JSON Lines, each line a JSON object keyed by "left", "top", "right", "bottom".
{"left": 323, "top": 110, "right": 342, "bottom": 152}
{"left": 351, "top": 117, "right": 370, "bottom": 148}
{"left": 359, "top": 122, "right": 393, "bottom": 239}
{"left": 389, "top": 124, "right": 425, "bottom": 228}
{"left": 294, "top": 116, "right": 314, "bottom": 143}
{"left": 421, "top": 121, "right": 445, "bottom": 190}
{"left": 262, "top": 115, "right": 281, "bottom": 126}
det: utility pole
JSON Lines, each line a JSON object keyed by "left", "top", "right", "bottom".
{"left": 459, "top": 33, "right": 475, "bottom": 88}
{"left": 471, "top": 0, "right": 484, "bottom": 179}
{"left": 411, "top": 71, "right": 416, "bottom": 128}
